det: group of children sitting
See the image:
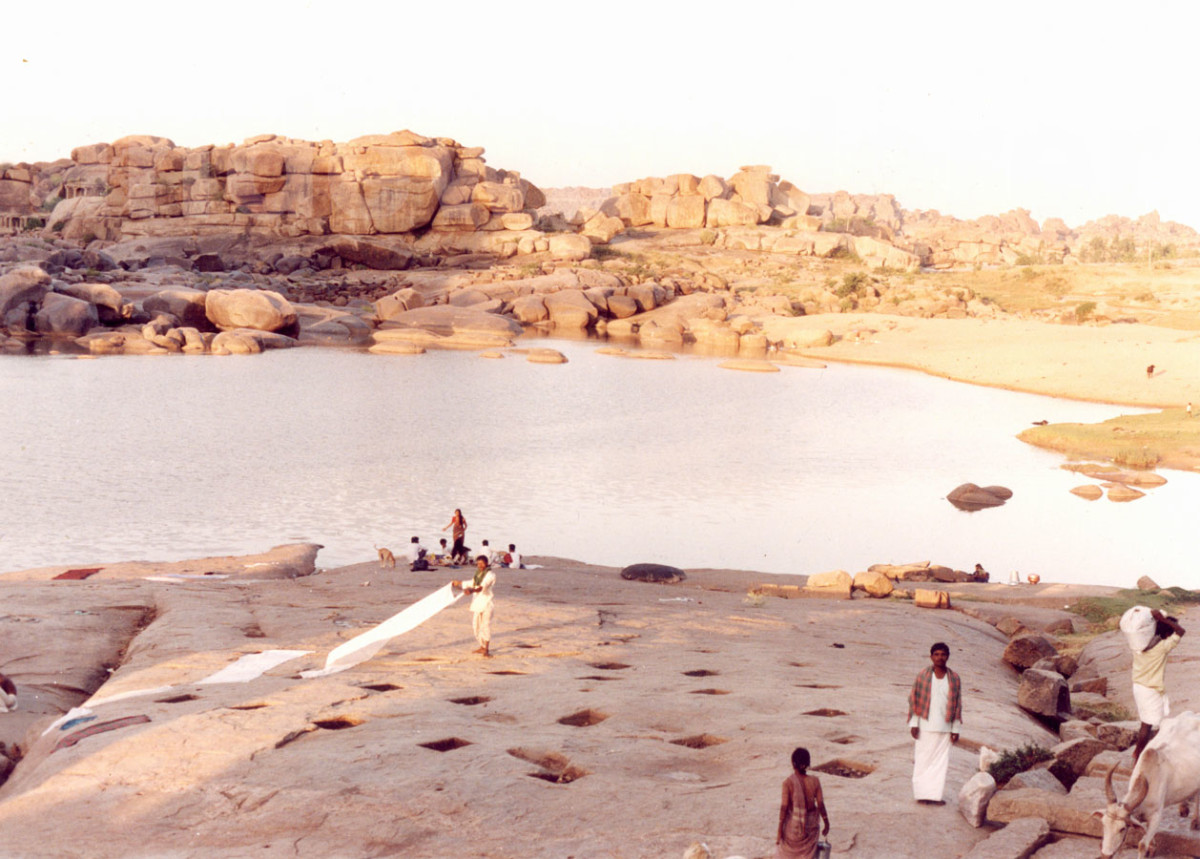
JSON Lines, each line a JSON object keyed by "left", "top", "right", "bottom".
{"left": 399, "top": 537, "right": 523, "bottom": 572}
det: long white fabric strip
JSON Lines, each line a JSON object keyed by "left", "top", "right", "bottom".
{"left": 301, "top": 583, "right": 463, "bottom": 678}
{"left": 197, "top": 649, "right": 312, "bottom": 685}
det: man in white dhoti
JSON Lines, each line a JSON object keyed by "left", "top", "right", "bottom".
{"left": 1132, "top": 609, "right": 1186, "bottom": 761}
{"left": 907, "top": 641, "right": 962, "bottom": 805}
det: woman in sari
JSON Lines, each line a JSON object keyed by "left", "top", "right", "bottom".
{"left": 776, "top": 747, "right": 829, "bottom": 859}
{"left": 443, "top": 508, "right": 467, "bottom": 565}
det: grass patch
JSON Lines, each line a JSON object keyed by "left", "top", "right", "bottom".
{"left": 1087, "top": 701, "right": 1136, "bottom": 723}
{"left": 1018, "top": 408, "right": 1200, "bottom": 470}
{"left": 987, "top": 743, "right": 1053, "bottom": 785}
{"left": 1068, "top": 587, "right": 1200, "bottom": 625}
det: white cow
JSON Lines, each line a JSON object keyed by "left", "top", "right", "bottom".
{"left": 1094, "top": 711, "right": 1200, "bottom": 857}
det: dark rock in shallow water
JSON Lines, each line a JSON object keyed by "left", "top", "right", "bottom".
{"left": 620, "top": 563, "right": 686, "bottom": 583}
{"left": 947, "top": 482, "right": 1011, "bottom": 511}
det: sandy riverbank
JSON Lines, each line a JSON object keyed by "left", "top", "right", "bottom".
{"left": 768, "top": 312, "right": 1200, "bottom": 410}
{"left": 0, "top": 545, "right": 1193, "bottom": 857}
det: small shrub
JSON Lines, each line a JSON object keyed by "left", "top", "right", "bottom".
{"left": 1020, "top": 267, "right": 1039, "bottom": 280}
{"left": 698, "top": 229, "right": 717, "bottom": 246}
{"left": 1043, "top": 276, "right": 1068, "bottom": 296}
{"left": 835, "top": 271, "right": 869, "bottom": 298}
{"left": 1134, "top": 291, "right": 1157, "bottom": 302}
{"left": 1015, "top": 252, "right": 1045, "bottom": 266}
{"left": 1115, "top": 447, "right": 1160, "bottom": 469}
{"left": 1074, "top": 301, "right": 1096, "bottom": 322}
{"left": 40, "top": 195, "right": 62, "bottom": 213}
{"left": 987, "top": 743, "right": 1053, "bottom": 785}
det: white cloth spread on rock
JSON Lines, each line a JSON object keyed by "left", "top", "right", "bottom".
{"left": 198, "top": 650, "right": 312, "bottom": 685}
{"left": 301, "top": 583, "right": 463, "bottom": 678}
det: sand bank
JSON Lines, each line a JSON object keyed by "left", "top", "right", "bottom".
{"left": 764, "top": 312, "right": 1200, "bottom": 409}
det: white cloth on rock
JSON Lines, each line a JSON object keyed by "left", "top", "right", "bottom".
{"left": 302, "top": 583, "right": 463, "bottom": 678}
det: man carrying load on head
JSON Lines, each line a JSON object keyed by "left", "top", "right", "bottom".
{"left": 1131, "top": 609, "right": 1186, "bottom": 762}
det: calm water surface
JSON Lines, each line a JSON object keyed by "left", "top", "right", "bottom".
{"left": 1, "top": 340, "right": 1195, "bottom": 589}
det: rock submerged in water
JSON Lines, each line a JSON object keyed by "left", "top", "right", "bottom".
{"left": 620, "top": 563, "right": 686, "bottom": 583}
{"left": 947, "top": 482, "right": 1012, "bottom": 511}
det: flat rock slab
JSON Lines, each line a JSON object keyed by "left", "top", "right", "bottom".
{"left": 961, "top": 816, "right": 1050, "bottom": 859}
{"left": 989, "top": 781, "right": 1105, "bottom": 837}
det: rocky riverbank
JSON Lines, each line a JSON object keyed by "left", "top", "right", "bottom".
{"left": 0, "top": 545, "right": 1194, "bottom": 857}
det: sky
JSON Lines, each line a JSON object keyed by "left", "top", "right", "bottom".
{"left": 6, "top": 1, "right": 1200, "bottom": 229}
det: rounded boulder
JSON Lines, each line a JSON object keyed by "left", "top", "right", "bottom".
{"left": 620, "top": 563, "right": 686, "bottom": 584}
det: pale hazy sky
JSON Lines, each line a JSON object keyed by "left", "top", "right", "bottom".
{"left": 6, "top": 1, "right": 1199, "bottom": 228}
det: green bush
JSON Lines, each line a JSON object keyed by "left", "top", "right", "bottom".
{"left": 987, "top": 743, "right": 1053, "bottom": 785}
{"left": 835, "top": 271, "right": 869, "bottom": 298}
{"left": 1074, "top": 301, "right": 1096, "bottom": 322}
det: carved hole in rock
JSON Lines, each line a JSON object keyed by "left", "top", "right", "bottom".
{"left": 576, "top": 675, "right": 618, "bottom": 681}
{"left": 831, "top": 735, "right": 859, "bottom": 745}
{"left": 690, "top": 688, "right": 731, "bottom": 695}
{"left": 528, "top": 765, "right": 589, "bottom": 784}
{"left": 449, "top": 696, "right": 492, "bottom": 706}
{"left": 797, "top": 684, "right": 841, "bottom": 689}
{"left": 420, "top": 737, "right": 472, "bottom": 752}
{"left": 507, "top": 748, "right": 570, "bottom": 770}
{"left": 588, "top": 662, "right": 630, "bottom": 671}
{"left": 558, "top": 709, "right": 609, "bottom": 728}
{"left": 804, "top": 708, "right": 847, "bottom": 717}
{"left": 812, "top": 758, "right": 874, "bottom": 779}
{"left": 155, "top": 694, "right": 199, "bottom": 704}
{"left": 414, "top": 657, "right": 440, "bottom": 662}
{"left": 789, "top": 662, "right": 811, "bottom": 668}
{"left": 514, "top": 643, "right": 540, "bottom": 649}
{"left": 361, "top": 683, "right": 402, "bottom": 692}
{"left": 313, "top": 716, "right": 363, "bottom": 730}
{"left": 670, "top": 733, "right": 728, "bottom": 749}
{"left": 229, "top": 703, "right": 269, "bottom": 711}
{"left": 242, "top": 624, "right": 266, "bottom": 638}
{"left": 683, "top": 669, "right": 718, "bottom": 677}
{"left": 488, "top": 670, "right": 527, "bottom": 676}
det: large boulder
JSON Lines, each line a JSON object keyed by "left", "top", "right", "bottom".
{"left": 319, "top": 238, "right": 412, "bottom": 271}
{"left": 33, "top": 293, "right": 99, "bottom": 337}
{"left": 544, "top": 290, "right": 599, "bottom": 329}
{"left": 805, "top": 570, "right": 853, "bottom": 597}
{"left": 385, "top": 306, "right": 522, "bottom": 339}
{"left": 1003, "top": 635, "right": 1059, "bottom": 670}
{"left": 59, "top": 282, "right": 129, "bottom": 321}
{"left": 205, "top": 289, "right": 298, "bottom": 334}
{"left": 959, "top": 817, "right": 1049, "bottom": 859}
{"left": 1050, "top": 737, "right": 1108, "bottom": 778}
{"left": 0, "top": 266, "right": 51, "bottom": 321}
{"left": 1017, "top": 668, "right": 1070, "bottom": 718}
{"left": 143, "top": 288, "right": 210, "bottom": 329}
{"left": 852, "top": 570, "right": 894, "bottom": 597}
{"left": 620, "top": 563, "right": 686, "bottom": 584}
{"left": 957, "top": 771, "right": 996, "bottom": 828}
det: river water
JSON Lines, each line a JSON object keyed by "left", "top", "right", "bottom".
{"left": 1, "top": 340, "right": 1195, "bottom": 588}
